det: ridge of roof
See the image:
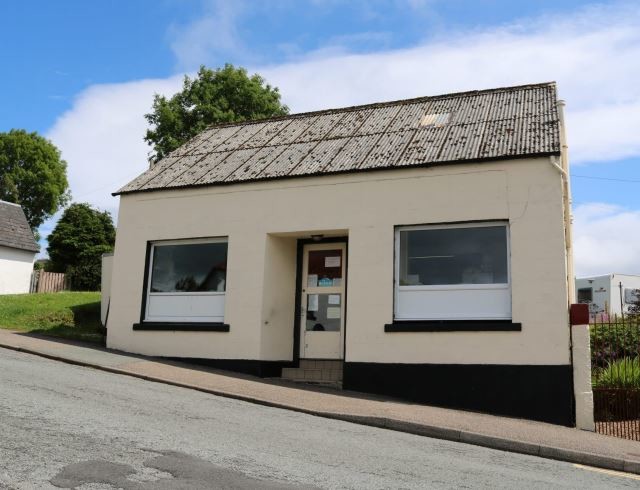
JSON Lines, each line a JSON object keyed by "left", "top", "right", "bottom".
{"left": 190, "top": 81, "right": 558, "bottom": 132}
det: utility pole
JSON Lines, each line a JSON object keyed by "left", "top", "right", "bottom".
{"left": 619, "top": 281, "right": 625, "bottom": 321}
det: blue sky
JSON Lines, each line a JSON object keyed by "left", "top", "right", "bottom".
{"left": 1, "top": 0, "right": 639, "bottom": 275}
{"left": 0, "top": 0, "right": 593, "bottom": 132}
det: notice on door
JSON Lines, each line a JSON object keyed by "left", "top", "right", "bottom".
{"left": 307, "top": 274, "right": 318, "bottom": 288}
{"left": 308, "top": 294, "right": 319, "bottom": 312}
{"left": 326, "top": 306, "right": 341, "bottom": 319}
{"left": 325, "top": 256, "right": 341, "bottom": 268}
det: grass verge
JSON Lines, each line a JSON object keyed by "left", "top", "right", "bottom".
{"left": 0, "top": 292, "right": 104, "bottom": 344}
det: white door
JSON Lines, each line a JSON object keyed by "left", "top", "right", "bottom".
{"left": 300, "top": 243, "right": 346, "bottom": 359}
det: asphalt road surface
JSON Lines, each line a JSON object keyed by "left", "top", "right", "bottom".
{"left": 1, "top": 348, "right": 639, "bottom": 489}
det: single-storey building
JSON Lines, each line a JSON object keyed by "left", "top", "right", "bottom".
{"left": 576, "top": 273, "right": 640, "bottom": 317}
{"left": 106, "top": 82, "right": 576, "bottom": 425}
{"left": 0, "top": 200, "right": 39, "bottom": 294}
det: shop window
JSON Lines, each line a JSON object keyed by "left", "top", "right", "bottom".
{"left": 395, "top": 222, "right": 511, "bottom": 320}
{"left": 145, "top": 238, "right": 227, "bottom": 323}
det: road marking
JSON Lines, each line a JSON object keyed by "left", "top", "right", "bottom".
{"left": 573, "top": 464, "right": 640, "bottom": 481}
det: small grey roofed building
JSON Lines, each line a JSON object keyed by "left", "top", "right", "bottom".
{"left": 117, "top": 82, "right": 560, "bottom": 195}
{"left": 0, "top": 200, "right": 39, "bottom": 253}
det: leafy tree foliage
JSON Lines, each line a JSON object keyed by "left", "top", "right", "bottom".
{"left": 0, "top": 129, "right": 70, "bottom": 230}
{"left": 144, "top": 64, "right": 289, "bottom": 161}
{"left": 47, "top": 203, "right": 115, "bottom": 291}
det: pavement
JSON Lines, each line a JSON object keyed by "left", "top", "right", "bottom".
{"left": 1, "top": 328, "right": 639, "bottom": 476}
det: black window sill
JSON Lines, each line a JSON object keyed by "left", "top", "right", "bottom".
{"left": 385, "top": 320, "right": 521, "bottom": 332}
{"left": 133, "top": 322, "right": 230, "bottom": 332}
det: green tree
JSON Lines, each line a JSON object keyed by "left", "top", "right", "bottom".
{"left": 0, "top": 129, "right": 70, "bottom": 230}
{"left": 47, "top": 203, "right": 115, "bottom": 291}
{"left": 144, "top": 64, "right": 289, "bottom": 162}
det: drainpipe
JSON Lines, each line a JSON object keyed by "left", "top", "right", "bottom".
{"left": 552, "top": 99, "right": 575, "bottom": 305}
{"left": 557, "top": 100, "right": 584, "bottom": 428}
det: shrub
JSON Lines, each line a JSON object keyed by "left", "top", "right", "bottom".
{"left": 66, "top": 256, "right": 103, "bottom": 291}
{"left": 593, "top": 357, "right": 640, "bottom": 389}
{"left": 590, "top": 322, "right": 640, "bottom": 368}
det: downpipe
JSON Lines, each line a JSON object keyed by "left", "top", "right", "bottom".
{"left": 551, "top": 99, "right": 574, "bottom": 305}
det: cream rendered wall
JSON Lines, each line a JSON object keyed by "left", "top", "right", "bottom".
{"left": 0, "top": 246, "right": 35, "bottom": 294}
{"left": 101, "top": 253, "right": 113, "bottom": 326}
{"left": 107, "top": 157, "right": 571, "bottom": 365}
{"left": 259, "top": 235, "right": 297, "bottom": 360}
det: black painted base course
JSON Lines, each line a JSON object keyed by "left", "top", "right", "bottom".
{"left": 343, "top": 362, "right": 575, "bottom": 426}
{"left": 167, "top": 358, "right": 292, "bottom": 378}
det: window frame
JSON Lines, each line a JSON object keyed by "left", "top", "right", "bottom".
{"left": 142, "top": 236, "right": 229, "bottom": 326}
{"left": 577, "top": 287, "right": 593, "bottom": 304}
{"left": 394, "top": 221, "right": 511, "bottom": 321}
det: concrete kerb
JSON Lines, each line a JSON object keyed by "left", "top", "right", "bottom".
{"left": 0, "top": 341, "right": 637, "bottom": 476}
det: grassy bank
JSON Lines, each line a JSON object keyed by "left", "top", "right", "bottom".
{"left": 0, "top": 292, "right": 103, "bottom": 343}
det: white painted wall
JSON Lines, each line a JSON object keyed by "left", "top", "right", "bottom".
{"left": 575, "top": 273, "right": 640, "bottom": 316}
{"left": 571, "top": 322, "right": 595, "bottom": 431}
{"left": 0, "top": 246, "right": 35, "bottom": 295}
{"left": 101, "top": 253, "right": 113, "bottom": 326}
{"left": 107, "top": 157, "right": 571, "bottom": 365}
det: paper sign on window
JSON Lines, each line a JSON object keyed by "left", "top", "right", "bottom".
{"left": 318, "top": 277, "right": 333, "bottom": 287}
{"left": 307, "top": 294, "right": 319, "bottom": 312}
{"left": 307, "top": 274, "right": 318, "bottom": 288}
{"left": 326, "top": 306, "right": 341, "bottom": 319}
{"left": 328, "top": 294, "right": 340, "bottom": 305}
{"left": 325, "top": 256, "right": 341, "bottom": 268}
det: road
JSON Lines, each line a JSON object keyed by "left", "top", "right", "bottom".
{"left": 0, "top": 348, "right": 638, "bottom": 489}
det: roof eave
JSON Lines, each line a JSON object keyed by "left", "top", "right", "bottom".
{"left": 0, "top": 242, "right": 40, "bottom": 254}
{"left": 113, "top": 151, "right": 561, "bottom": 197}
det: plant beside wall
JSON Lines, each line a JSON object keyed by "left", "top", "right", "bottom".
{"left": 47, "top": 203, "right": 115, "bottom": 291}
{"left": 591, "top": 317, "right": 640, "bottom": 427}
{"left": 592, "top": 356, "right": 640, "bottom": 427}
{"left": 593, "top": 357, "right": 640, "bottom": 390}
{"left": 590, "top": 319, "right": 640, "bottom": 368}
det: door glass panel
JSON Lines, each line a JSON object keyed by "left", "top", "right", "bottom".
{"left": 306, "top": 294, "right": 341, "bottom": 331}
{"left": 307, "top": 249, "right": 343, "bottom": 288}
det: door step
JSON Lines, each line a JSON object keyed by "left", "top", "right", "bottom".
{"left": 281, "top": 360, "right": 343, "bottom": 388}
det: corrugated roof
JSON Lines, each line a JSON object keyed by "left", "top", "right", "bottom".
{"left": 117, "top": 82, "right": 561, "bottom": 195}
{"left": 0, "top": 200, "right": 39, "bottom": 253}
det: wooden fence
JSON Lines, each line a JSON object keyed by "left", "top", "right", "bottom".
{"left": 29, "top": 270, "right": 68, "bottom": 293}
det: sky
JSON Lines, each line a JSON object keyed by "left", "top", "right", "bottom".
{"left": 1, "top": 0, "right": 639, "bottom": 276}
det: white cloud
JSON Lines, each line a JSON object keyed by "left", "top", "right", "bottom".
{"left": 42, "top": 1, "right": 640, "bottom": 257}
{"left": 46, "top": 76, "right": 183, "bottom": 216}
{"left": 257, "top": 4, "right": 640, "bottom": 166}
{"left": 566, "top": 101, "right": 640, "bottom": 164}
{"left": 169, "top": 0, "right": 249, "bottom": 71}
{"left": 573, "top": 203, "right": 640, "bottom": 277}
